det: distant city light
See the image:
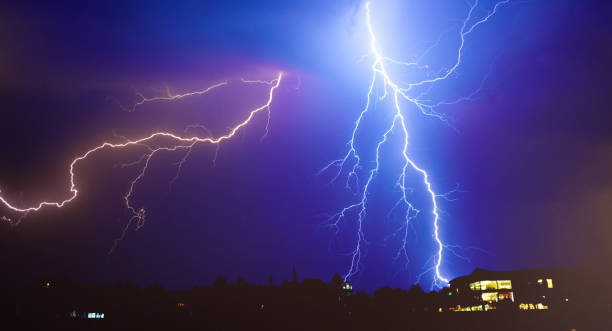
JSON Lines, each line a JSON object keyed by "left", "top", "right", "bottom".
{"left": 87, "top": 312, "right": 105, "bottom": 319}
{"left": 70, "top": 311, "right": 105, "bottom": 319}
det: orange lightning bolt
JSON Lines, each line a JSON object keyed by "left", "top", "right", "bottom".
{"left": 114, "top": 81, "right": 229, "bottom": 112}
{"left": 0, "top": 72, "right": 283, "bottom": 232}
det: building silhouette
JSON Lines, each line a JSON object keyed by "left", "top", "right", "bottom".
{"left": 446, "top": 268, "right": 578, "bottom": 312}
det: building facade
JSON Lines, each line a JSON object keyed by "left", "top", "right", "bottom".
{"left": 446, "top": 268, "right": 574, "bottom": 312}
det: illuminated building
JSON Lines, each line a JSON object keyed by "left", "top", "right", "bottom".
{"left": 447, "top": 268, "right": 570, "bottom": 312}
{"left": 338, "top": 281, "right": 353, "bottom": 309}
{"left": 340, "top": 281, "right": 353, "bottom": 297}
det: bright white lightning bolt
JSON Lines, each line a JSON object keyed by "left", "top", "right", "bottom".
{"left": 0, "top": 73, "right": 283, "bottom": 245}
{"left": 322, "top": 1, "right": 509, "bottom": 288}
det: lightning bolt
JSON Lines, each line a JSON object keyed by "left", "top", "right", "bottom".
{"left": 112, "top": 81, "right": 228, "bottom": 113}
{"left": 0, "top": 73, "right": 283, "bottom": 245}
{"left": 322, "top": 1, "right": 508, "bottom": 288}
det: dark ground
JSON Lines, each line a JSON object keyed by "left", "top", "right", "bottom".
{"left": 1, "top": 273, "right": 610, "bottom": 330}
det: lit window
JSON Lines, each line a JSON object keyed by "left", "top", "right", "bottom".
{"left": 537, "top": 279, "right": 543, "bottom": 284}
{"left": 498, "top": 291, "right": 514, "bottom": 302}
{"left": 546, "top": 279, "right": 553, "bottom": 288}
{"left": 86, "top": 312, "right": 104, "bottom": 319}
{"left": 519, "top": 302, "right": 545, "bottom": 310}
{"left": 481, "top": 292, "right": 498, "bottom": 302}
{"left": 497, "top": 280, "right": 512, "bottom": 289}
{"left": 484, "top": 304, "right": 496, "bottom": 311}
{"left": 481, "top": 280, "right": 498, "bottom": 290}
{"left": 470, "top": 280, "right": 499, "bottom": 291}
{"left": 457, "top": 305, "right": 480, "bottom": 312}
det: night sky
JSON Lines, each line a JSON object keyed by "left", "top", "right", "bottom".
{"left": 1, "top": 0, "right": 611, "bottom": 293}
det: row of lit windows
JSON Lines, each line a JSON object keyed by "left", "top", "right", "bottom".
{"left": 519, "top": 303, "right": 548, "bottom": 310}
{"left": 87, "top": 313, "right": 105, "bottom": 319}
{"left": 469, "top": 280, "right": 512, "bottom": 291}
{"left": 453, "top": 304, "right": 495, "bottom": 312}
{"left": 69, "top": 311, "right": 105, "bottom": 319}
{"left": 453, "top": 302, "right": 547, "bottom": 312}
{"left": 480, "top": 291, "right": 515, "bottom": 303}
{"left": 469, "top": 278, "right": 554, "bottom": 291}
